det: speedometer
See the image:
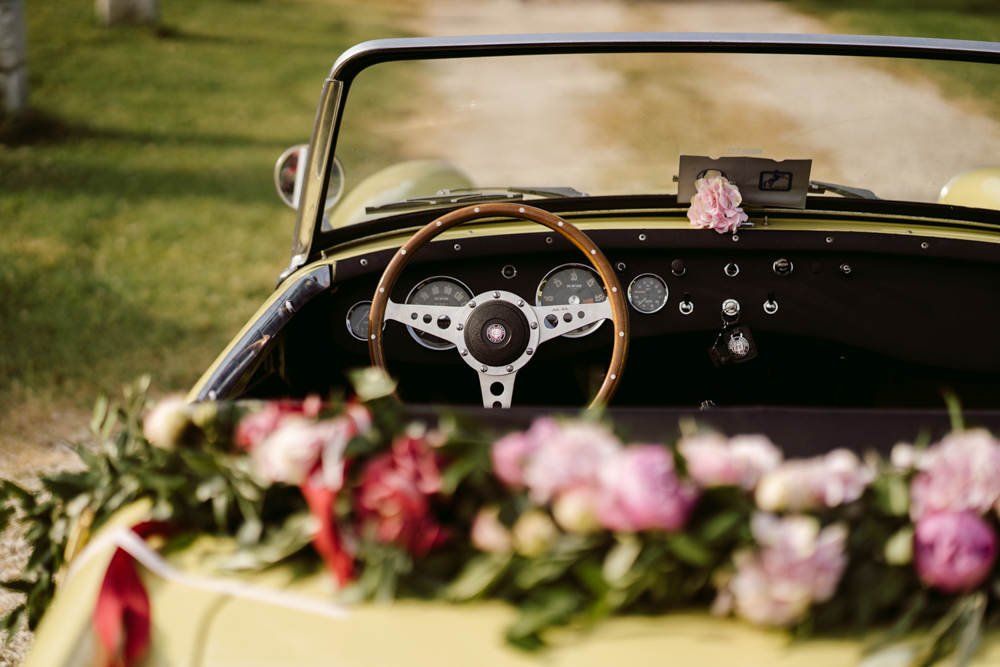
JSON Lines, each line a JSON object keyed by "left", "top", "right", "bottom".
{"left": 405, "top": 276, "right": 473, "bottom": 350}
{"left": 535, "top": 263, "right": 607, "bottom": 338}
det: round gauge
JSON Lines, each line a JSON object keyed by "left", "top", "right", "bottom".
{"left": 345, "top": 301, "right": 372, "bottom": 341}
{"left": 627, "top": 274, "right": 669, "bottom": 314}
{"left": 405, "top": 276, "right": 473, "bottom": 350}
{"left": 535, "top": 263, "right": 607, "bottom": 338}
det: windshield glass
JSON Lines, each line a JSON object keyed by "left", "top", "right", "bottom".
{"left": 330, "top": 51, "right": 1000, "bottom": 226}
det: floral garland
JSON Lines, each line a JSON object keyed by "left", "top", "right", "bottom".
{"left": 2, "top": 377, "right": 999, "bottom": 666}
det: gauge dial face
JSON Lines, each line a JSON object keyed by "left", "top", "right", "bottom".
{"left": 405, "top": 277, "right": 473, "bottom": 350}
{"left": 535, "top": 263, "right": 607, "bottom": 338}
{"left": 628, "top": 274, "right": 669, "bottom": 313}
{"left": 346, "top": 301, "right": 372, "bottom": 341}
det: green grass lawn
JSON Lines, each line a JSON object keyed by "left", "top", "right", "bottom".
{"left": 0, "top": 0, "right": 416, "bottom": 406}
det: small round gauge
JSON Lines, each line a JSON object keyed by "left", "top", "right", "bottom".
{"left": 405, "top": 276, "right": 473, "bottom": 350}
{"left": 346, "top": 301, "right": 372, "bottom": 341}
{"left": 535, "top": 263, "right": 607, "bottom": 338}
{"left": 628, "top": 274, "right": 669, "bottom": 314}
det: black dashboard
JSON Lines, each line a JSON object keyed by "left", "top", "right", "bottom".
{"left": 257, "top": 219, "right": 1000, "bottom": 411}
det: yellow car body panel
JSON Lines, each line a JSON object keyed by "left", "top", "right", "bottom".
{"left": 938, "top": 166, "right": 1000, "bottom": 211}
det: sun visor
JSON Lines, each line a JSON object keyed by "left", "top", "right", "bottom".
{"left": 677, "top": 156, "right": 812, "bottom": 208}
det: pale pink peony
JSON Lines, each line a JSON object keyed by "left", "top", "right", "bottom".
{"left": 755, "top": 449, "right": 873, "bottom": 512}
{"left": 235, "top": 395, "right": 324, "bottom": 449}
{"left": 720, "top": 513, "right": 848, "bottom": 626}
{"left": 680, "top": 433, "right": 783, "bottom": 491}
{"left": 914, "top": 511, "right": 998, "bottom": 593}
{"left": 143, "top": 395, "right": 193, "bottom": 450}
{"left": 471, "top": 506, "right": 513, "bottom": 553}
{"left": 490, "top": 418, "right": 560, "bottom": 488}
{"left": 908, "top": 429, "right": 1000, "bottom": 521}
{"left": 522, "top": 421, "right": 621, "bottom": 505}
{"left": 597, "top": 445, "right": 699, "bottom": 532}
{"left": 552, "top": 486, "right": 602, "bottom": 534}
{"left": 687, "top": 174, "right": 749, "bottom": 234}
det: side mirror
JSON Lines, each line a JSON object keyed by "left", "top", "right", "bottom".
{"left": 274, "top": 143, "right": 346, "bottom": 211}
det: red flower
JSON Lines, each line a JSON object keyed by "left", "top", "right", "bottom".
{"left": 356, "top": 436, "right": 447, "bottom": 556}
{"left": 235, "top": 395, "right": 323, "bottom": 449}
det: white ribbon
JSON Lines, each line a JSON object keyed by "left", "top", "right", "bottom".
{"left": 64, "top": 526, "right": 350, "bottom": 620}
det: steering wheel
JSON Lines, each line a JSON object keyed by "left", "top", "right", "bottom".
{"left": 368, "top": 203, "right": 629, "bottom": 408}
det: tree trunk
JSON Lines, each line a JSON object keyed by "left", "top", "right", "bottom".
{"left": 96, "top": 0, "right": 159, "bottom": 26}
{"left": 0, "top": 0, "right": 28, "bottom": 116}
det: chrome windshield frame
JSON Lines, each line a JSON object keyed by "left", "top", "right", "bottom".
{"left": 279, "top": 32, "right": 1000, "bottom": 284}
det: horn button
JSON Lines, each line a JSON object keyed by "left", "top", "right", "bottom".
{"left": 464, "top": 301, "right": 530, "bottom": 367}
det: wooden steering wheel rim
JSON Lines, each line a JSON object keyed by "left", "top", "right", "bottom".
{"left": 368, "top": 203, "right": 629, "bottom": 408}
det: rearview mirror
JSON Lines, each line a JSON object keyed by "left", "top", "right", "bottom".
{"left": 274, "top": 143, "right": 346, "bottom": 211}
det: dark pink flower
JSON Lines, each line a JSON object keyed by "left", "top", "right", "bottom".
{"left": 909, "top": 429, "right": 1000, "bottom": 521}
{"left": 597, "top": 445, "right": 698, "bottom": 532}
{"left": 914, "top": 511, "right": 998, "bottom": 593}
{"left": 235, "top": 395, "right": 324, "bottom": 449}
{"left": 356, "top": 436, "right": 446, "bottom": 557}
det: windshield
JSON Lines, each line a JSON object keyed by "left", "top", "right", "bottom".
{"left": 330, "top": 50, "right": 1000, "bottom": 226}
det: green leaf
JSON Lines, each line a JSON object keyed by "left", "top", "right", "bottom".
{"left": 0, "top": 604, "right": 26, "bottom": 644}
{"left": 602, "top": 534, "right": 642, "bottom": 586}
{"left": 952, "top": 593, "right": 986, "bottom": 667}
{"left": 941, "top": 388, "right": 964, "bottom": 432}
{"left": 666, "top": 534, "right": 714, "bottom": 567}
{"left": 0, "top": 580, "right": 34, "bottom": 595}
{"left": 445, "top": 552, "right": 511, "bottom": 601}
{"left": 699, "top": 510, "right": 744, "bottom": 544}
{"left": 91, "top": 393, "right": 109, "bottom": 437}
{"left": 439, "top": 455, "right": 479, "bottom": 496}
{"left": 506, "top": 587, "right": 583, "bottom": 643}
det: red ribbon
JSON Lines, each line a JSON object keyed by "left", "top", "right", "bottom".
{"left": 300, "top": 479, "right": 354, "bottom": 585}
{"left": 92, "top": 522, "right": 167, "bottom": 667}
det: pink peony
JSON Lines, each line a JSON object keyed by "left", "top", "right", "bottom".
{"left": 720, "top": 514, "right": 848, "bottom": 626}
{"left": 687, "top": 174, "right": 749, "bottom": 234}
{"left": 252, "top": 414, "right": 362, "bottom": 490}
{"left": 909, "top": 429, "right": 1000, "bottom": 521}
{"left": 356, "top": 435, "right": 446, "bottom": 557}
{"left": 755, "top": 449, "right": 873, "bottom": 512}
{"left": 235, "top": 395, "right": 324, "bottom": 449}
{"left": 680, "top": 433, "right": 783, "bottom": 491}
{"left": 914, "top": 511, "right": 998, "bottom": 593}
{"left": 490, "top": 418, "right": 560, "bottom": 488}
{"left": 522, "top": 421, "right": 621, "bottom": 505}
{"left": 597, "top": 445, "right": 699, "bottom": 532}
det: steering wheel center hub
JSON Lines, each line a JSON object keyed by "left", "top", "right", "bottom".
{"left": 465, "top": 301, "right": 529, "bottom": 366}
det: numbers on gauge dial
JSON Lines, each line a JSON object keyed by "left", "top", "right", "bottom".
{"left": 405, "top": 276, "right": 473, "bottom": 350}
{"left": 346, "top": 301, "right": 372, "bottom": 341}
{"left": 627, "top": 274, "right": 669, "bottom": 314}
{"left": 535, "top": 263, "right": 607, "bottom": 338}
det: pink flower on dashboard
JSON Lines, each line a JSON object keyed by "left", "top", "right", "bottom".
{"left": 914, "top": 511, "right": 998, "bottom": 593}
{"left": 597, "top": 445, "right": 699, "bottom": 532}
{"left": 680, "top": 433, "right": 782, "bottom": 491}
{"left": 687, "top": 173, "right": 749, "bottom": 234}
{"left": 357, "top": 435, "right": 446, "bottom": 557}
{"left": 909, "top": 429, "right": 1000, "bottom": 521}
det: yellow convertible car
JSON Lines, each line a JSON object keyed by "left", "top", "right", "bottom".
{"left": 9, "top": 32, "right": 1000, "bottom": 667}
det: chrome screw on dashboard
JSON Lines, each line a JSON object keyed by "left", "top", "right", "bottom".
{"left": 517, "top": 300, "right": 524, "bottom": 307}
{"left": 724, "top": 263, "right": 739, "bottom": 277}
{"left": 454, "top": 243, "right": 461, "bottom": 251}
{"left": 506, "top": 365, "right": 514, "bottom": 372}
{"left": 526, "top": 348, "right": 533, "bottom": 355}
{"left": 461, "top": 349, "right": 468, "bottom": 356}
{"left": 456, "top": 324, "right": 464, "bottom": 331}
{"left": 360, "top": 258, "right": 368, "bottom": 266}
{"left": 530, "top": 322, "right": 537, "bottom": 329}
{"left": 283, "top": 300, "right": 295, "bottom": 314}
{"left": 638, "top": 233, "right": 647, "bottom": 241}
{"left": 469, "top": 301, "right": 476, "bottom": 308}
{"left": 480, "top": 365, "right": 488, "bottom": 373}
{"left": 722, "top": 299, "right": 740, "bottom": 318}
{"left": 493, "top": 291, "right": 501, "bottom": 299}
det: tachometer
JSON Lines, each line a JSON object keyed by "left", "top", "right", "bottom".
{"left": 535, "top": 263, "right": 607, "bottom": 338}
{"left": 627, "top": 274, "right": 668, "bottom": 313}
{"left": 405, "top": 276, "right": 473, "bottom": 350}
{"left": 345, "top": 301, "right": 372, "bottom": 341}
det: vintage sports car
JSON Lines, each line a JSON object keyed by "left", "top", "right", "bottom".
{"left": 12, "top": 32, "right": 1000, "bottom": 667}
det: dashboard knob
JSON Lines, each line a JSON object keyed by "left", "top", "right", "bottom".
{"left": 722, "top": 299, "right": 740, "bottom": 318}
{"left": 671, "top": 259, "right": 686, "bottom": 276}
{"left": 772, "top": 258, "right": 793, "bottom": 276}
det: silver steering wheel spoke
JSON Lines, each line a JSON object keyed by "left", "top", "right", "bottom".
{"left": 384, "top": 299, "right": 465, "bottom": 346}
{"left": 532, "top": 299, "right": 613, "bottom": 345}
{"left": 478, "top": 370, "right": 517, "bottom": 409}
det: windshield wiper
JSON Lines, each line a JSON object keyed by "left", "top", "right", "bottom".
{"left": 365, "top": 186, "right": 588, "bottom": 214}
{"left": 809, "top": 181, "right": 880, "bottom": 200}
